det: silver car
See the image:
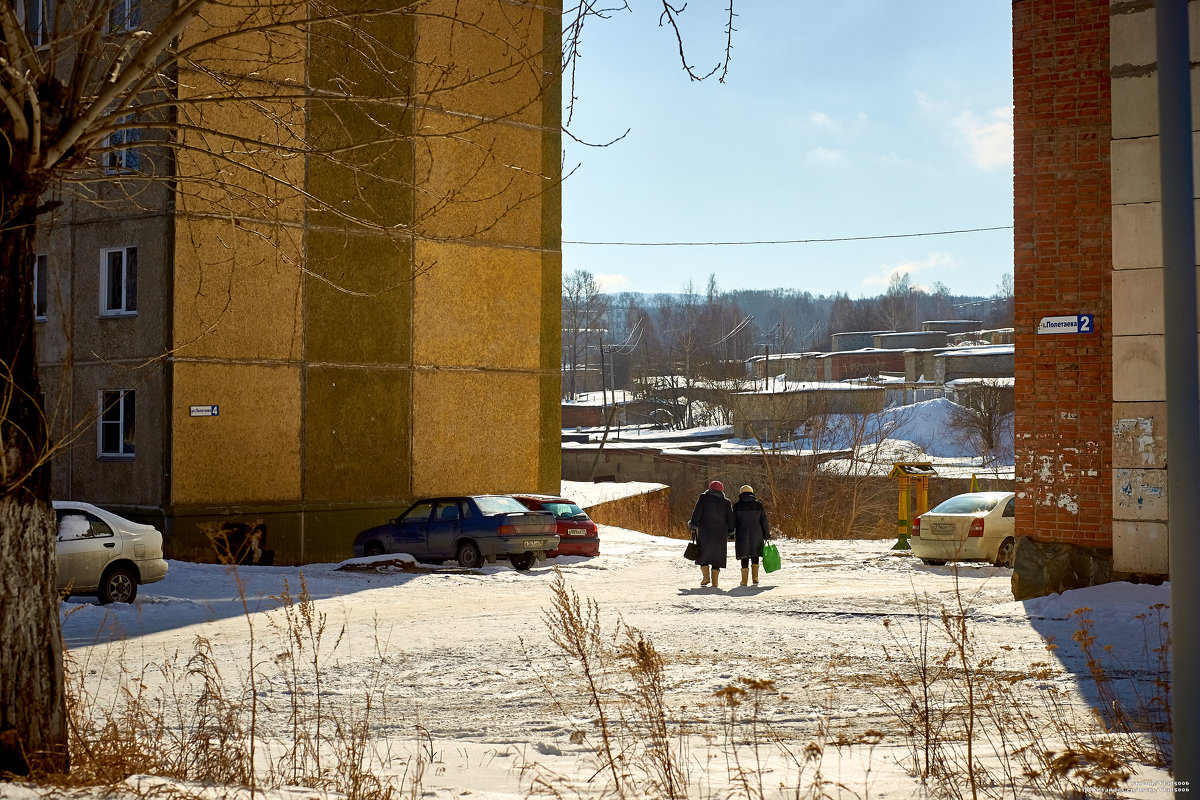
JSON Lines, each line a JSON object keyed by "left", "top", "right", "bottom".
{"left": 55, "top": 501, "right": 168, "bottom": 604}
{"left": 910, "top": 491, "right": 1016, "bottom": 568}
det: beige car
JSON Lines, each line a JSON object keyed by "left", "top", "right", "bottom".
{"left": 910, "top": 491, "right": 1016, "bottom": 568}
{"left": 55, "top": 501, "right": 169, "bottom": 604}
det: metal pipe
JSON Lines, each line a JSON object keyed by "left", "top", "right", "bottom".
{"left": 1157, "top": 0, "right": 1199, "bottom": 786}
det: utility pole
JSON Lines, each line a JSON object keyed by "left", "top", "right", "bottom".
{"left": 1157, "top": 1, "right": 1199, "bottom": 790}
{"left": 599, "top": 333, "right": 608, "bottom": 411}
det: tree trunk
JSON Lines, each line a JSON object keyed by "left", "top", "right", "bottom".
{"left": 0, "top": 191, "right": 68, "bottom": 775}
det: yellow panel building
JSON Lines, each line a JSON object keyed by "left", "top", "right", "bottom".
{"left": 34, "top": 1, "right": 563, "bottom": 564}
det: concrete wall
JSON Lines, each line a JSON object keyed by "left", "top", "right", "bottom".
{"left": 749, "top": 353, "right": 824, "bottom": 380}
{"left": 935, "top": 348, "right": 1016, "bottom": 382}
{"left": 1106, "top": 0, "right": 1200, "bottom": 577}
{"left": 830, "top": 331, "right": 892, "bottom": 352}
{"left": 823, "top": 349, "right": 907, "bottom": 380}
{"left": 583, "top": 487, "right": 672, "bottom": 538}
{"left": 904, "top": 350, "right": 941, "bottom": 383}
{"left": 922, "top": 320, "right": 982, "bottom": 333}
{"left": 731, "top": 386, "right": 886, "bottom": 439}
{"left": 562, "top": 447, "right": 1013, "bottom": 538}
{"left": 873, "top": 331, "right": 949, "bottom": 350}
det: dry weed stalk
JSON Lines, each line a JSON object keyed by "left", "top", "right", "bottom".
{"left": 59, "top": 569, "right": 410, "bottom": 800}
{"left": 877, "top": 581, "right": 1171, "bottom": 799}
{"left": 537, "top": 572, "right": 872, "bottom": 800}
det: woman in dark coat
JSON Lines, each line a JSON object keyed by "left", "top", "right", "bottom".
{"left": 733, "top": 484, "right": 771, "bottom": 585}
{"left": 688, "top": 480, "right": 734, "bottom": 588}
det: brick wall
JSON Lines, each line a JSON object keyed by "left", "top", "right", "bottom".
{"left": 1012, "top": 0, "right": 1113, "bottom": 549}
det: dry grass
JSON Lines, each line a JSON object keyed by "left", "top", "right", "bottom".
{"left": 534, "top": 570, "right": 1172, "bottom": 800}
{"left": 36, "top": 563, "right": 1172, "bottom": 800}
{"left": 875, "top": 578, "right": 1171, "bottom": 799}
{"left": 52, "top": 573, "right": 409, "bottom": 800}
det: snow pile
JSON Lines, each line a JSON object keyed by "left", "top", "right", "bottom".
{"left": 57, "top": 513, "right": 92, "bottom": 541}
{"left": 787, "top": 397, "right": 1012, "bottom": 462}
{"left": 561, "top": 479, "right": 667, "bottom": 507}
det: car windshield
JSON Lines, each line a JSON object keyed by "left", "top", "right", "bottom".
{"left": 473, "top": 496, "right": 532, "bottom": 515}
{"left": 928, "top": 494, "right": 1005, "bottom": 515}
{"left": 541, "top": 502, "right": 586, "bottom": 519}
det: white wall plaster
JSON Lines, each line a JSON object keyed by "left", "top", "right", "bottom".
{"left": 1115, "top": 417, "right": 1157, "bottom": 466}
{"left": 1056, "top": 494, "right": 1079, "bottom": 514}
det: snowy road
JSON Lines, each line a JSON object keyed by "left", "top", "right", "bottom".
{"left": 56, "top": 526, "right": 1172, "bottom": 799}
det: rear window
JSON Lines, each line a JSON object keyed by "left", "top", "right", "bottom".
{"left": 928, "top": 494, "right": 1005, "bottom": 515}
{"left": 473, "top": 496, "right": 532, "bottom": 515}
{"left": 541, "top": 502, "right": 587, "bottom": 519}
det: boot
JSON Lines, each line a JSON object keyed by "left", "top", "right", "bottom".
{"left": 700, "top": 565, "right": 710, "bottom": 586}
{"left": 711, "top": 568, "right": 720, "bottom": 588}
{"left": 740, "top": 568, "right": 749, "bottom": 586}
{"left": 752, "top": 564, "right": 760, "bottom": 585}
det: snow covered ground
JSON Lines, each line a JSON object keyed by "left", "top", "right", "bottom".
{"left": 12, "top": 504, "right": 1174, "bottom": 800}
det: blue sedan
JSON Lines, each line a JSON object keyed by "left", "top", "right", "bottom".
{"left": 352, "top": 495, "right": 560, "bottom": 571}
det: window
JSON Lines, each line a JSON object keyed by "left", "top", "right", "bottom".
{"left": 57, "top": 510, "right": 114, "bottom": 541}
{"left": 401, "top": 501, "right": 435, "bottom": 523}
{"left": 98, "top": 390, "right": 135, "bottom": 458}
{"left": 109, "top": 0, "right": 141, "bottom": 32}
{"left": 100, "top": 246, "right": 137, "bottom": 316}
{"left": 103, "top": 115, "right": 140, "bottom": 173}
{"left": 33, "top": 254, "right": 47, "bottom": 320}
{"left": 25, "top": 0, "right": 54, "bottom": 46}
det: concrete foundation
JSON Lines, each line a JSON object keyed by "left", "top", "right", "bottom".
{"left": 1011, "top": 537, "right": 1114, "bottom": 601}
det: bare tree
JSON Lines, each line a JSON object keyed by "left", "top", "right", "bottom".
{"left": 946, "top": 379, "right": 1015, "bottom": 465}
{"left": 562, "top": 269, "right": 609, "bottom": 399}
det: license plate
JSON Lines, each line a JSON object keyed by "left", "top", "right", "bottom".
{"left": 931, "top": 523, "right": 956, "bottom": 532}
{"left": 523, "top": 540, "right": 541, "bottom": 548}
{"left": 567, "top": 528, "right": 586, "bottom": 536}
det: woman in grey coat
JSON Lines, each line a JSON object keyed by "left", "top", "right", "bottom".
{"left": 688, "top": 480, "right": 734, "bottom": 588}
{"left": 732, "top": 485, "right": 771, "bottom": 585}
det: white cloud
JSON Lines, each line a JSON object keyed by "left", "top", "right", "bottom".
{"left": 954, "top": 106, "right": 1013, "bottom": 170}
{"left": 808, "top": 111, "right": 839, "bottom": 130}
{"left": 862, "top": 253, "right": 954, "bottom": 289}
{"left": 806, "top": 147, "right": 846, "bottom": 166}
{"left": 594, "top": 273, "right": 629, "bottom": 292}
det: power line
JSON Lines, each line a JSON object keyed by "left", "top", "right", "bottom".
{"left": 563, "top": 225, "right": 1013, "bottom": 248}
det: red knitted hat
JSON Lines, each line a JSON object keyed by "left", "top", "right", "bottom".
{"left": 708, "top": 480, "right": 723, "bottom": 491}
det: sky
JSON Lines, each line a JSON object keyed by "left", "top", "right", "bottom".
{"left": 561, "top": 1, "right": 1015, "bottom": 299}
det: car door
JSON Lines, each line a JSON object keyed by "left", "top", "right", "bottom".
{"left": 56, "top": 509, "right": 120, "bottom": 594}
{"left": 392, "top": 501, "right": 434, "bottom": 558}
{"left": 425, "top": 500, "right": 463, "bottom": 559}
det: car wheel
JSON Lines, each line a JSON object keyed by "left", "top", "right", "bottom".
{"left": 920, "top": 558, "right": 947, "bottom": 566}
{"left": 510, "top": 551, "right": 536, "bottom": 571}
{"left": 99, "top": 565, "right": 138, "bottom": 605}
{"left": 457, "top": 541, "right": 484, "bottom": 569}
{"left": 995, "top": 537, "right": 1016, "bottom": 568}
{"left": 364, "top": 541, "right": 385, "bottom": 557}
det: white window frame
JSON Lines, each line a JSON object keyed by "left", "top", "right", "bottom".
{"left": 100, "top": 245, "right": 137, "bottom": 317}
{"left": 109, "top": 0, "right": 141, "bottom": 32}
{"left": 103, "top": 114, "right": 141, "bottom": 174}
{"left": 33, "top": 253, "right": 47, "bottom": 321}
{"left": 97, "top": 389, "right": 136, "bottom": 459}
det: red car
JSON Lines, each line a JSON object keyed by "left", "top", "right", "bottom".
{"left": 512, "top": 494, "right": 600, "bottom": 558}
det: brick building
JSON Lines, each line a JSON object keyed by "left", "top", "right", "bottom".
{"left": 1011, "top": 0, "right": 1185, "bottom": 597}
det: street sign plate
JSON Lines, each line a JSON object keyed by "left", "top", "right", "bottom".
{"left": 1037, "top": 314, "right": 1094, "bottom": 335}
